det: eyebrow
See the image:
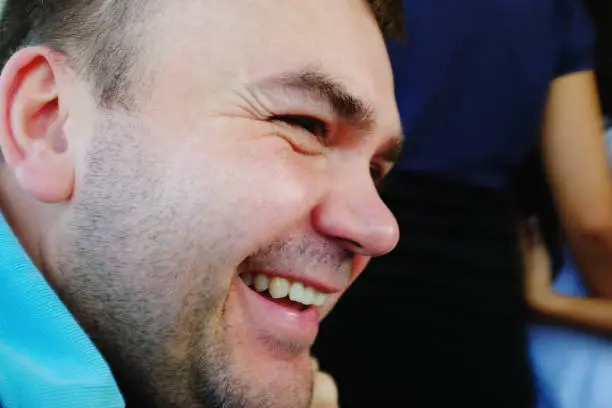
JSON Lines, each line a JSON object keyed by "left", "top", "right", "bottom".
{"left": 253, "top": 68, "right": 405, "bottom": 162}
{"left": 255, "top": 69, "right": 375, "bottom": 129}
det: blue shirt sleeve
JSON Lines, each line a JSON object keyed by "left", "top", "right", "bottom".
{"left": 555, "top": 0, "right": 596, "bottom": 77}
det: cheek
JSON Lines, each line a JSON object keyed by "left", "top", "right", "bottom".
{"left": 162, "top": 139, "right": 326, "bottom": 261}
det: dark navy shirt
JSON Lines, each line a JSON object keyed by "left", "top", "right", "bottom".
{"left": 391, "top": 0, "right": 595, "bottom": 189}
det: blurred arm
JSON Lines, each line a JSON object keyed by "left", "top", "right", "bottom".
{"left": 541, "top": 71, "right": 612, "bottom": 297}
{"left": 538, "top": 293, "right": 612, "bottom": 332}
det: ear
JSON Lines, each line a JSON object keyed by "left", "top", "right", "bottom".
{"left": 0, "top": 46, "right": 74, "bottom": 203}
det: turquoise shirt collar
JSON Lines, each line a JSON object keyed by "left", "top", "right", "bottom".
{"left": 0, "top": 214, "right": 124, "bottom": 407}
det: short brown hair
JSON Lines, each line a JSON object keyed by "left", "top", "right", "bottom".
{"left": 0, "top": 0, "right": 404, "bottom": 108}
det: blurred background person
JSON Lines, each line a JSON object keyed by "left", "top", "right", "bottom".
{"left": 313, "top": 0, "right": 612, "bottom": 407}
{"left": 526, "top": 2, "right": 612, "bottom": 406}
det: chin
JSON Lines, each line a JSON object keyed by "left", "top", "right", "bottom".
{"left": 196, "top": 278, "right": 319, "bottom": 407}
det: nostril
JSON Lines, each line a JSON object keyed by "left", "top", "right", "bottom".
{"left": 334, "top": 237, "right": 363, "bottom": 255}
{"left": 344, "top": 238, "right": 362, "bottom": 249}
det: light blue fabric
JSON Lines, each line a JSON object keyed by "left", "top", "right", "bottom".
{"left": 0, "top": 214, "right": 124, "bottom": 408}
{"left": 529, "top": 260, "right": 612, "bottom": 408}
{"left": 528, "top": 125, "right": 612, "bottom": 408}
{"left": 605, "top": 124, "right": 612, "bottom": 158}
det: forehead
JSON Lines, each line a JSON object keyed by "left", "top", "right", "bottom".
{"left": 142, "top": 0, "right": 400, "bottom": 134}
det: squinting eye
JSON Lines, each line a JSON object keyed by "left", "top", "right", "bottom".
{"left": 370, "top": 163, "right": 384, "bottom": 183}
{"left": 270, "top": 115, "right": 330, "bottom": 139}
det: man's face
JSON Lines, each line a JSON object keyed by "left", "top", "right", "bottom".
{"left": 42, "top": 1, "right": 401, "bottom": 406}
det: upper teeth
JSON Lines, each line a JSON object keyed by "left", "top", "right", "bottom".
{"left": 243, "top": 274, "right": 328, "bottom": 307}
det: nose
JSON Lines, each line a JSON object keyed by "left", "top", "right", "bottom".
{"left": 312, "top": 172, "right": 399, "bottom": 257}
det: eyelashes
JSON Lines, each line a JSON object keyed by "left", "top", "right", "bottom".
{"left": 369, "top": 163, "right": 384, "bottom": 183}
{"left": 269, "top": 114, "right": 330, "bottom": 140}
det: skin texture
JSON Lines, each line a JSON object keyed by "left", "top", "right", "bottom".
{"left": 0, "top": 1, "right": 401, "bottom": 407}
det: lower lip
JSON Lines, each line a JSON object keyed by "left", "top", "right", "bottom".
{"left": 236, "top": 277, "right": 321, "bottom": 344}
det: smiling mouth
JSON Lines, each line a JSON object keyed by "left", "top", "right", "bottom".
{"left": 239, "top": 273, "right": 328, "bottom": 312}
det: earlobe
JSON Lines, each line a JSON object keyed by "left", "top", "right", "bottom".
{"left": 0, "top": 46, "right": 75, "bottom": 203}
{"left": 15, "top": 138, "right": 74, "bottom": 203}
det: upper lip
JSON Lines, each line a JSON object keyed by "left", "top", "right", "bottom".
{"left": 243, "top": 270, "right": 346, "bottom": 294}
